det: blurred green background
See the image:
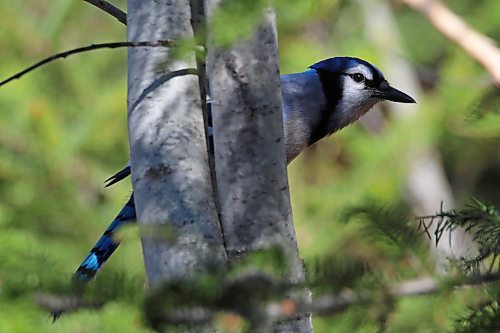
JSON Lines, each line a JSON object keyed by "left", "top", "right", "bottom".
{"left": 0, "top": 1, "right": 499, "bottom": 332}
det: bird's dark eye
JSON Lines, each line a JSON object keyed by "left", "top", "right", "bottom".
{"left": 352, "top": 73, "right": 365, "bottom": 83}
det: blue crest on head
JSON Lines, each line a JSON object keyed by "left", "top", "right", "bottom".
{"left": 309, "top": 57, "right": 385, "bottom": 83}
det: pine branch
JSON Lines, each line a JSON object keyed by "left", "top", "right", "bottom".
{"left": 342, "top": 202, "right": 417, "bottom": 251}
{"left": 306, "top": 255, "right": 368, "bottom": 294}
{"left": 468, "top": 88, "right": 500, "bottom": 122}
{"left": 0, "top": 40, "right": 177, "bottom": 88}
{"left": 418, "top": 200, "right": 499, "bottom": 273}
{"left": 83, "top": 0, "right": 127, "bottom": 25}
{"left": 454, "top": 300, "right": 500, "bottom": 333}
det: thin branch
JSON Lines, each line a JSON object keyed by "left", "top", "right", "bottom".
{"left": 129, "top": 68, "right": 198, "bottom": 113}
{"left": 0, "top": 40, "right": 176, "bottom": 88}
{"left": 144, "top": 272, "right": 500, "bottom": 327}
{"left": 268, "top": 273, "right": 500, "bottom": 319}
{"left": 83, "top": 0, "right": 127, "bottom": 25}
{"left": 401, "top": 0, "right": 500, "bottom": 86}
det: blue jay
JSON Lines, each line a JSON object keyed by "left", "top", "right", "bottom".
{"left": 75, "top": 57, "right": 415, "bottom": 281}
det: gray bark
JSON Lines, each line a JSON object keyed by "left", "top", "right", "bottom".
{"left": 127, "top": 0, "right": 226, "bottom": 287}
{"left": 206, "top": 3, "right": 312, "bottom": 332}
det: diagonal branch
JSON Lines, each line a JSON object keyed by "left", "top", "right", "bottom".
{"left": 83, "top": 0, "right": 127, "bottom": 25}
{"left": 0, "top": 40, "right": 176, "bottom": 88}
{"left": 140, "top": 272, "right": 500, "bottom": 327}
{"left": 269, "top": 272, "right": 500, "bottom": 319}
{"left": 401, "top": 0, "right": 500, "bottom": 86}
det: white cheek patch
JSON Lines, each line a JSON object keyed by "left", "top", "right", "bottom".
{"left": 336, "top": 75, "right": 377, "bottom": 127}
{"left": 342, "top": 84, "right": 371, "bottom": 106}
{"left": 341, "top": 75, "right": 373, "bottom": 104}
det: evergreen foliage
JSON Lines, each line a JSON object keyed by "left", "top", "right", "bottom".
{"left": 419, "top": 199, "right": 499, "bottom": 273}
{"left": 454, "top": 301, "right": 500, "bottom": 333}
{"left": 418, "top": 200, "right": 500, "bottom": 333}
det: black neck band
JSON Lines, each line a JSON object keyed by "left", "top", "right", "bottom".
{"left": 308, "top": 69, "right": 343, "bottom": 145}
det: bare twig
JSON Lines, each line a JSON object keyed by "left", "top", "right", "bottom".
{"left": 83, "top": 0, "right": 127, "bottom": 25}
{"left": 401, "top": 0, "right": 500, "bottom": 86}
{"left": 0, "top": 40, "right": 176, "bottom": 88}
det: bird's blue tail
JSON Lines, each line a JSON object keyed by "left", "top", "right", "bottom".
{"left": 74, "top": 193, "right": 136, "bottom": 281}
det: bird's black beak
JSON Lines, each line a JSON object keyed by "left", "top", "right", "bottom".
{"left": 374, "top": 81, "right": 416, "bottom": 104}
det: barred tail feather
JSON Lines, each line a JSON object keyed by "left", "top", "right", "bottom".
{"left": 74, "top": 194, "right": 136, "bottom": 281}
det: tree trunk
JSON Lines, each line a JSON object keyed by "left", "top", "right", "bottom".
{"left": 127, "top": 0, "right": 226, "bottom": 287}
{"left": 206, "top": 3, "right": 312, "bottom": 332}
